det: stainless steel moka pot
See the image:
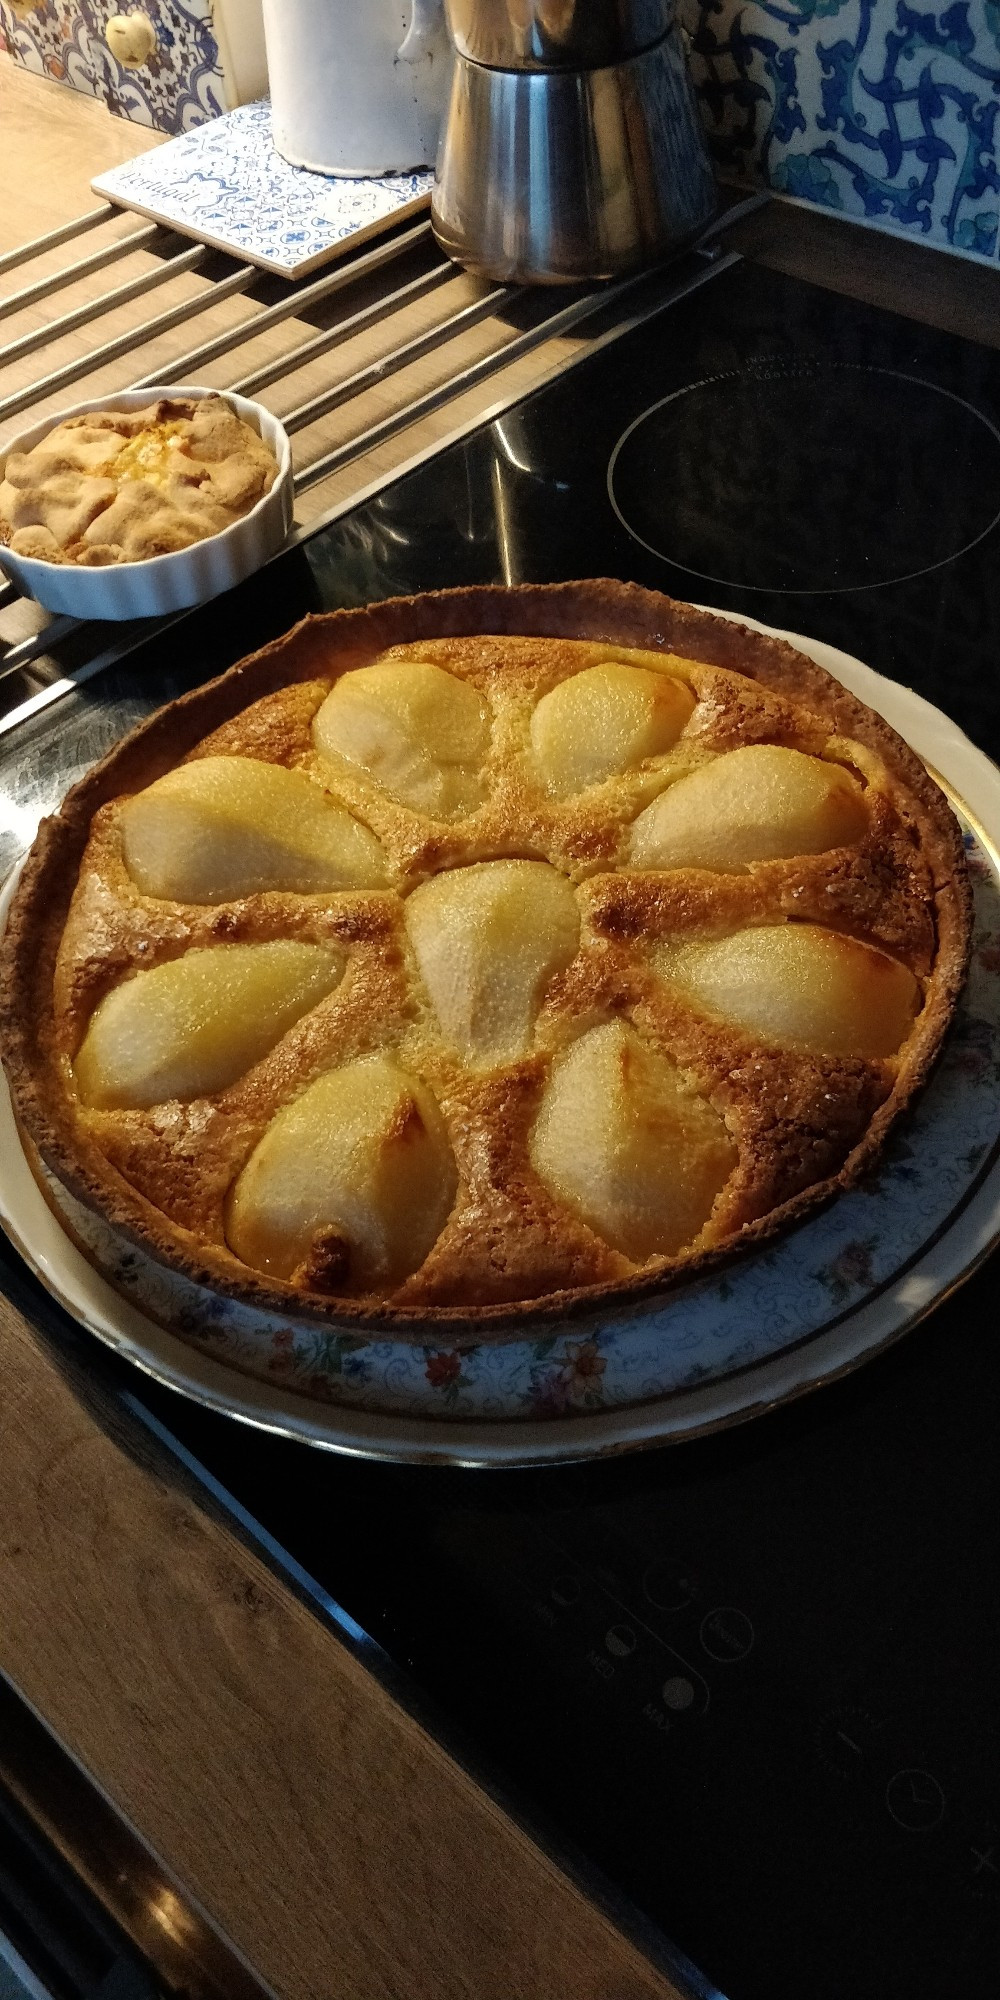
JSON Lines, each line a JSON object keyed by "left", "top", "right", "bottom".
{"left": 431, "top": 1, "right": 716, "bottom": 283}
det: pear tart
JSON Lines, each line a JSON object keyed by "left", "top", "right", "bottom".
{"left": 0, "top": 583, "right": 971, "bottom": 1336}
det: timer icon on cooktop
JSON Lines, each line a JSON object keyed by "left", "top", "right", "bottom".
{"left": 885, "top": 1769, "right": 947, "bottom": 1833}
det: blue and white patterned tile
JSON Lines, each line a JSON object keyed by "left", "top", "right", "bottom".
{"left": 682, "top": 0, "right": 1000, "bottom": 260}
{"left": 0, "top": 0, "right": 227, "bottom": 133}
{"left": 92, "top": 100, "right": 434, "bottom": 277}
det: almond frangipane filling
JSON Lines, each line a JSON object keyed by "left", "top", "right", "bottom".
{"left": 42, "top": 630, "right": 947, "bottom": 1313}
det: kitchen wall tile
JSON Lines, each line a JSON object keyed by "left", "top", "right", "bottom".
{"left": 0, "top": 1, "right": 227, "bottom": 133}
{"left": 682, "top": 0, "right": 1000, "bottom": 261}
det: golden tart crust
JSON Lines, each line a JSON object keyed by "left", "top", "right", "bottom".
{"left": 0, "top": 581, "right": 972, "bottom": 1341}
{"left": 0, "top": 396, "right": 278, "bottom": 566}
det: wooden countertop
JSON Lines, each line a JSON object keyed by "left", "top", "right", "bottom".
{"left": 2, "top": 54, "right": 999, "bottom": 2000}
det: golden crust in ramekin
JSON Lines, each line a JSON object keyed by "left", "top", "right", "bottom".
{"left": 0, "top": 396, "right": 278, "bottom": 566}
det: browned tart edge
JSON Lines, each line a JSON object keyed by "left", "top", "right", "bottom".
{"left": 0, "top": 579, "right": 974, "bottom": 1344}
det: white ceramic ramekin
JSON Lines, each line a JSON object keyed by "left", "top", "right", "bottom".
{"left": 0, "top": 385, "right": 294, "bottom": 621}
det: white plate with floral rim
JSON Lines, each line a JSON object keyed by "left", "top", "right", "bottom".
{"left": 2, "top": 620, "right": 1000, "bottom": 1466}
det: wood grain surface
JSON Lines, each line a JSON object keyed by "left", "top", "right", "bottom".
{"left": 0, "top": 59, "right": 167, "bottom": 252}
{"left": 0, "top": 1287, "right": 686, "bottom": 2000}
{"left": 725, "top": 192, "right": 1000, "bottom": 351}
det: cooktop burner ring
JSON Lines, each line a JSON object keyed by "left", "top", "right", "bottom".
{"left": 607, "top": 362, "right": 1000, "bottom": 595}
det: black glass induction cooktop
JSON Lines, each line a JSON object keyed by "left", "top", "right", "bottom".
{"left": 2, "top": 255, "right": 999, "bottom": 2000}
{"left": 608, "top": 360, "right": 1000, "bottom": 592}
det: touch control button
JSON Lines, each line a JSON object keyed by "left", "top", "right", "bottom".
{"left": 885, "top": 1769, "right": 946, "bottom": 1832}
{"left": 700, "top": 1606, "right": 755, "bottom": 1663}
{"left": 605, "top": 1623, "right": 637, "bottom": 1659}
{"left": 966, "top": 1812, "right": 999, "bottom": 1898}
{"left": 550, "top": 1574, "right": 581, "bottom": 1608}
{"left": 662, "top": 1676, "right": 695, "bottom": 1711}
{"left": 643, "top": 1560, "right": 696, "bottom": 1611}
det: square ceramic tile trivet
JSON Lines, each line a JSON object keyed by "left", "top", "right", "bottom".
{"left": 91, "top": 100, "right": 433, "bottom": 280}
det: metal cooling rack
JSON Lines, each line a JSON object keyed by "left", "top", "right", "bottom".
{"left": 0, "top": 193, "right": 762, "bottom": 737}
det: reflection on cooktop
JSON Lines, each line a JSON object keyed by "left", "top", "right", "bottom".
{"left": 607, "top": 364, "right": 1000, "bottom": 594}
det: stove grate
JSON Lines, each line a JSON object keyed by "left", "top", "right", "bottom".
{"left": 0, "top": 194, "right": 762, "bottom": 738}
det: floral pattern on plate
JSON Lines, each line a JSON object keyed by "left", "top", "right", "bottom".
{"left": 36, "top": 816, "right": 1000, "bottom": 1428}
{"left": 91, "top": 99, "right": 434, "bottom": 277}
{"left": 680, "top": 0, "right": 1000, "bottom": 261}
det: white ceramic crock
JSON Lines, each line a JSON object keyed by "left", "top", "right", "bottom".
{"left": 0, "top": 386, "right": 293, "bottom": 622}
{"left": 262, "top": 0, "right": 452, "bottom": 177}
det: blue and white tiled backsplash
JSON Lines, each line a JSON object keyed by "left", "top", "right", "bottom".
{"left": 680, "top": 0, "right": 1000, "bottom": 261}
{"left": 2, "top": 1, "right": 999, "bottom": 264}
